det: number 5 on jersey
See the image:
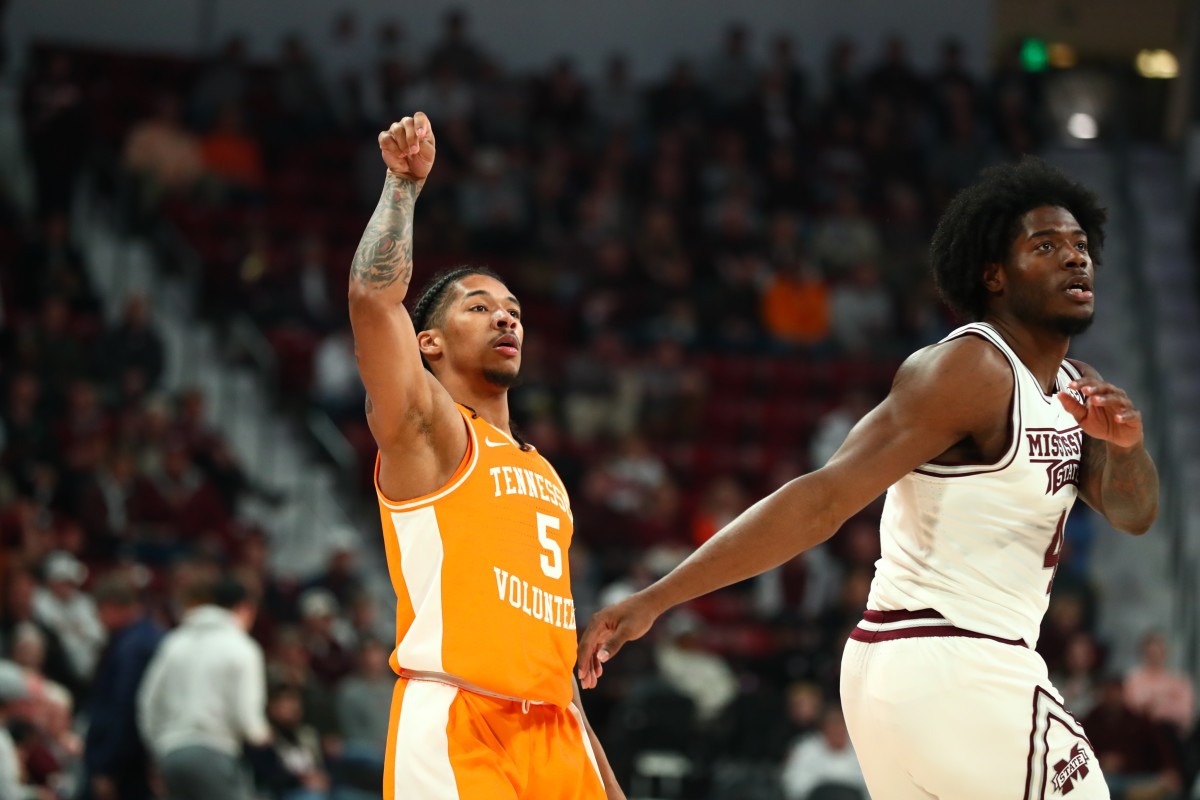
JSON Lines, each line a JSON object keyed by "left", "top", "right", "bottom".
{"left": 537, "top": 512, "right": 563, "bottom": 579}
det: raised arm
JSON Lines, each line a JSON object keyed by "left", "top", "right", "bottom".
{"left": 577, "top": 336, "right": 1014, "bottom": 687}
{"left": 1060, "top": 359, "right": 1159, "bottom": 534}
{"left": 348, "top": 113, "right": 466, "bottom": 497}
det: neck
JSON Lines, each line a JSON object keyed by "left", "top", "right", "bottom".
{"left": 982, "top": 314, "right": 1070, "bottom": 393}
{"left": 438, "top": 372, "right": 512, "bottom": 433}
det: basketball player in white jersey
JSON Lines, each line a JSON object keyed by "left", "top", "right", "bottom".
{"left": 577, "top": 157, "right": 1159, "bottom": 799}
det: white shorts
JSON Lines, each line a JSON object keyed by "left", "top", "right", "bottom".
{"left": 840, "top": 609, "right": 1110, "bottom": 800}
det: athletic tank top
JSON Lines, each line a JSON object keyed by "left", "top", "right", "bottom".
{"left": 868, "top": 322, "right": 1085, "bottom": 647}
{"left": 376, "top": 405, "right": 577, "bottom": 707}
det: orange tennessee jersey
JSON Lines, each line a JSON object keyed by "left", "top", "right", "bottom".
{"left": 376, "top": 405, "right": 578, "bottom": 708}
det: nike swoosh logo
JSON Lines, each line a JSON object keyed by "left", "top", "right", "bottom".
{"left": 484, "top": 437, "right": 511, "bottom": 448}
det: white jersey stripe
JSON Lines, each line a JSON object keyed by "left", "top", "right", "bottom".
{"left": 394, "top": 680, "right": 460, "bottom": 799}
{"left": 856, "top": 617, "right": 958, "bottom": 633}
{"left": 393, "top": 506, "right": 445, "bottom": 672}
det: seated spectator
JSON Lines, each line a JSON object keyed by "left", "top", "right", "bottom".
{"left": 760, "top": 256, "right": 831, "bottom": 350}
{"left": 311, "top": 326, "right": 363, "bottom": 424}
{"left": 809, "top": 392, "right": 875, "bottom": 469}
{"left": 7, "top": 622, "right": 64, "bottom": 727}
{"left": 96, "top": 294, "right": 165, "bottom": 397}
{"left": 585, "top": 435, "right": 670, "bottom": 520}
{"left": 136, "top": 439, "right": 228, "bottom": 549}
{"left": 690, "top": 476, "right": 749, "bottom": 547}
{"left": 32, "top": 551, "right": 104, "bottom": 682}
{"left": 334, "top": 638, "right": 390, "bottom": 791}
{"left": 781, "top": 705, "right": 867, "bottom": 800}
{"left": 273, "top": 35, "right": 335, "bottom": 140}
{"left": 199, "top": 103, "right": 265, "bottom": 199}
{"left": 1, "top": 374, "right": 53, "bottom": 495}
{"left": 22, "top": 682, "right": 80, "bottom": 797}
{"left": 0, "top": 659, "right": 49, "bottom": 800}
{"left": 16, "top": 295, "right": 84, "bottom": 412}
{"left": 809, "top": 191, "right": 880, "bottom": 275}
{"left": 0, "top": 568, "right": 83, "bottom": 700}
{"left": 654, "top": 610, "right": 738, "bottom": 725}
{"left": 829, "top": 261, "right": 894, "bottom": 355}
{"left": 1124, "top": 630, "right": 1196, "bottom": 741}
{"left": 121, "top": 93, "right": 205, "bottom": 219}
{"left": 1082, "top": 676, "right": 1182, "bottom": 800}
{"left": 562, "top": 332, "right": 641, "bottom": 444}
{"left": 252, "top": 684, "right": 331, "bottom": 800}
{"left": 1038, "top": 592, "right": 1091, "bottom": 677}
{"left": 636, "top": 339, "right": 705, "bottom": 440}
{"left": 305, "top": 546, "right": 361, "bottom": 612}
{"left": 1051, "top": 631, "right": 1104, "bottom": 720}
{"left": 267, "top": 627, "right": 340, "bottom": 745}
{"left": 297, "top": 588, "right": 356, "bottom": 686}
{"left": 188, "top": 36, "right": 251, "bottom": 130}
{"left": 457, "top": 146, "right": 528, "bottom": 253}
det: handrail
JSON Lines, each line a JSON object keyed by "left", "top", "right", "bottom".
{"left": 307, "top": 409, "right": 358, "bottom": 476}
{"left": 156, "top": 220, "right": 360, "bottom": 479}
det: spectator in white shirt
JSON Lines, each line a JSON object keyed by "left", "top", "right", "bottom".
{"left": 31, "top": 551, "right": 104, "bottom": 681}
{"left": 137, "top": 577, "right": 269, "bottom": 800}
{"left": 781, "top": 705, "right": 868, "bottom": 800}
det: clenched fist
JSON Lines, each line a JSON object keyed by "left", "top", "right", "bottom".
{"left": 379, "top": 111, "right": 436, "bottom": 183}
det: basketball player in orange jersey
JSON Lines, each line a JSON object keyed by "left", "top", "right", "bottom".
{"left": 348, "top": 111, "right": 624, "bottom": 800}
{"left": 578, "top": 158, "right": 1160, "bottom": 799}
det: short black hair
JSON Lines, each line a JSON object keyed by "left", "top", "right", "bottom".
{"left": 92, "top": 574, "right": 139, "bottom": 607}
{"left": 211, "top": 576, "right": 253, "bottom": 610}
{"left": 929, "top": 156, "right": 1107, "bottom": 320}
{"left": 410, "top": 266, "right": 505, "bottom": 334}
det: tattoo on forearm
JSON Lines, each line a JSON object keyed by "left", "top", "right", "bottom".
{"left": 1103, "top": 446, "right": 1159, "bottom": 510}
{"left": 1083, "top": 436, "right": 1159, "bottom": 528}
{"left": 350, "top": 175, "right": 419, "bottom": 290}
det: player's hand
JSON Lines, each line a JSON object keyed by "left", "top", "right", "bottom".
{"left": 576, "top": 593, "right": 659, "bottom": 689}
{"left": 379, "top": 112, "right": 436, "bottom": 183}
{"left": 1058, "top": 377, "right": 1143, "bottom": 449}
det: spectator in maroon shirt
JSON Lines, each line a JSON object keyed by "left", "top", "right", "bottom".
{"left": 1081, "top": 676, "right": 1182, "bottom": 799}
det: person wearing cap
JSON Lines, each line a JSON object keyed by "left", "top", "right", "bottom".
{"left": 297, "top": 588, "right": 355, "bottom": 686}
{"left": 31, "top": 552, "right": 104, "bottom": 683}
{"left": 137, "top": 576, "right": 269, "bottom": 800}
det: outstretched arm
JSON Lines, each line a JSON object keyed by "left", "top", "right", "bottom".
{"left": 577, "top": 336, "right": 1014, "bottom": 687}
{"left": 348, "top": 113, "right": 466, "bottom": 497}
{"left": 1061, "top": 360, "right": 1159, "bottom": 534}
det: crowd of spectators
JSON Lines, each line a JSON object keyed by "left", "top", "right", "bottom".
{"left": 2, "top": 7, "right": 1198, "bottom": 799}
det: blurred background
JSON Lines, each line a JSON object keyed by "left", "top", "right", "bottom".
{"left": 1, "top": 0, "right": 1198, "bottom": 798}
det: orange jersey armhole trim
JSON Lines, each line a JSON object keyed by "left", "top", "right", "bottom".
{"left": 374, "top": 406, "right": 478, "bottom": 511}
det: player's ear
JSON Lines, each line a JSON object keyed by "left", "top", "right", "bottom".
{"left": 417, "top": 329, "right": 443, "bottom": 360}
{"left": 982, "top": 261, "right": 1005, "bottom": 293}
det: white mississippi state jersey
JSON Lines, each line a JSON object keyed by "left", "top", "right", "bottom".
{"left": 868, "top": 322, "right": 1086, "bottom": 648}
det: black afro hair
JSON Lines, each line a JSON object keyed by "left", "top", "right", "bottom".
{"left": 929, "top": 156, "right": 1107, "bottom": 320}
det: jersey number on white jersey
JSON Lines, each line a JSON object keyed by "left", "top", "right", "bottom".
{"left": 1042, "top": 511, "right": 1066, "bottom": 594}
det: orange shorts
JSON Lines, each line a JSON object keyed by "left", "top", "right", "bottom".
{"left": 384, "top": 676, "right": 607, "bottom": 799}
